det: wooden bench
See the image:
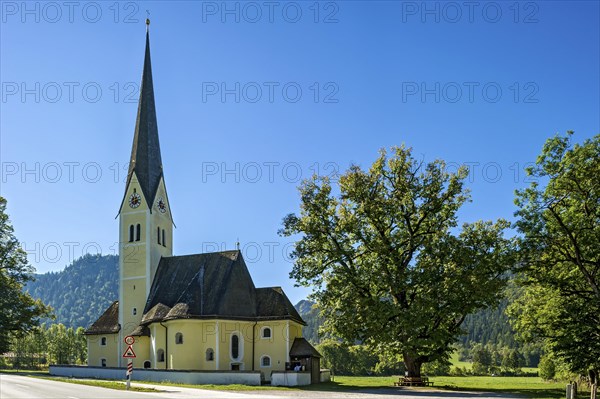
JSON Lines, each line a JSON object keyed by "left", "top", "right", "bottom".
{"left": 394, "top": 376, "right": 434, "bottom": 387}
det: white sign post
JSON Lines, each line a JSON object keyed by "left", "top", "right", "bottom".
{"left": 122, "top": 336, "right": 136, "bottom": 390}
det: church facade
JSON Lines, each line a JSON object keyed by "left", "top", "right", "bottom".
{"left": 84, "top": 23, "right": 319, "bottom": 383}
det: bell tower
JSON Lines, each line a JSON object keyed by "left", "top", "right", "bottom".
{"left": 118, "top": 20, "right": 173, "bottom": 364}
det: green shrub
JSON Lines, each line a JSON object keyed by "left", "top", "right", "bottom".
{"left": 538, "top": 356, "right": 556, "bottom": 380}
{"left": 450, "top": 366, "right": 468, "bottom": 376}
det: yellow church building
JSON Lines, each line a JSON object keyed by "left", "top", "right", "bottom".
{"left": 80, "top": 22, "right": 322, "bottom": 385}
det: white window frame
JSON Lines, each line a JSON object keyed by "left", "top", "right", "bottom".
{"left": 260, "top": 355, "right": 271, "bottom": 368}
{"left": 100, "top": 358, "right": 107, "bottom": 367}
{"left": 260, "top": 326, "right": 272, "bottom": 339}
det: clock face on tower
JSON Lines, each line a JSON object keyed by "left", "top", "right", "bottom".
{"left": 156, "top": 197, "right": 166, "bottom": 213}
{"left": 129, "top": 192, "right": 142, "bottom": 208}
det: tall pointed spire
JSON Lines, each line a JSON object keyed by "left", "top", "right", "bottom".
{"left": 126, "top": 19, "right": 163, "bottom": 207}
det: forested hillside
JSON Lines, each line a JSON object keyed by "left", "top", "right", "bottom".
{"left": 25, "top": 254, "right": 118, "bottom": 329}
{"left": 459, "top": 299, "right": 517, "bottom": 348}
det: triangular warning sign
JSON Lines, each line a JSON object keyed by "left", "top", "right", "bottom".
{"left": 122, "top": 345, "right": 136, "bottom": 358}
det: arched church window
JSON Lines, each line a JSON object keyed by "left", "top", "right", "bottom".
{"left": 157, "top": 227, "right": 161, "bottom": 245}
{"left": 231, "top": 334, "right": 239, "bottom": 359}
{"left": 206, "top": 348, "right": 214, "bottom": 361}
{"left": 162, "top": 229, "right": 166, "bottom": 247}
{"left": 157, "top": 349, "right": 165, "bottom": 362}
{"left": 136, "top": 224, "right": 141, "bottom": 241}
{"left": 129, "top": 225, "right": 134, "bottom": 242}
{"left": 101, "top": 358, "right": 107, "bottom": 367}
{"left": 261, "top": 356, "right": 271, "bottom": 367}
{"left": 262, "top": 327, "right": 271, "bottom": 339}
{"left": 175, "top": 332, "right": 183, "bottom": 344}
{"left": 100, "top": 337, "right": 107, "bottom": 346}
{"left": 143, "top": 360, "right": 151, "bottom": 369}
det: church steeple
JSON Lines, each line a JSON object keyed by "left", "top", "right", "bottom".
{"left": 125, "top": 20, "right": 163, "bottom": 209}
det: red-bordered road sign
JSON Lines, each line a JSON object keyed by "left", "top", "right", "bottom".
{"left": 124, "top": 335, "right": 135, "bottom": 345}
{"left": 122, "top": 345, "right": 136, "bottom": 358}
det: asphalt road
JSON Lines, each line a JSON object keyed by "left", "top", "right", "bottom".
{"left": 0, "top": 373, "right": 520, "bottom": 399}
{"left": 0, "top": 374, "right": 279, "bottom": 399}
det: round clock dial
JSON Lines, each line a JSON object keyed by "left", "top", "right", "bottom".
{"left": 156, "top": 197, "right": 167, "bottom": 213}
{"left": 129, "top": 192, "right": 142, "bottom": 208}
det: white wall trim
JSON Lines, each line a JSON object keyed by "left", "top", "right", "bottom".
{"left": 122, "top": 276, "right": 146, "bottom": 281}
{"left": 145, "top": 210, "right": 151, "bottom": 309}
{"left": 285, "top": 321, "right": 290, "bottom": 363}
{"left": 215, "top": 322, "right": 220, "bottom": 370}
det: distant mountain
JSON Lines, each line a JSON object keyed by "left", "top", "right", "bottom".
{"left": 25, "top": 254, "right": 118, "bottom": 329}
{"left": 295, "top": 299, "right": 315, "bottom": 315}
{"left": 294, "top": 299, "right": 322, "bottom": 344}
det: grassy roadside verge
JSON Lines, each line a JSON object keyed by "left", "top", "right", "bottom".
{"left": 41, "top": 377, "right": 159, "bottom": 392}
{"left": 1, "top": 369, "right": 570, "bottom": 397}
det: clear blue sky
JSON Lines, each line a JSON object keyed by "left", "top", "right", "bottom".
{"left": 1, "top": 1, "right": 599, "bottom": 304}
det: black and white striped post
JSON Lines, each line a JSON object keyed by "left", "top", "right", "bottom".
{"left": 126, "top": 360, "right": 133, "bottom": 390}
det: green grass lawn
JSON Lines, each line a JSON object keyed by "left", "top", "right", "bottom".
{"left": 450, "top": 351, "right": 473, "bottom": 370}
{"left": 325, "top": 376, "right": 565, "bottom": 399}
{"left": 431, "top": 376, "right": 565, "bottom": 399}
{"left": 449, "top": 351, "right": 540, "bottom": 375}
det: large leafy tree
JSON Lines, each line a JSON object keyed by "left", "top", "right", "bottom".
{"left": 510, "top": 132, "right": 600, "bottom": 378}
{"left": 281, "top": 146, "right": 515, "bottom": 377}
{"left": 0, "top": 196, "right": 52, "bottom": 353}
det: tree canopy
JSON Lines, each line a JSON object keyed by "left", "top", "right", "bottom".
{"left": 281, "top": 146, "right": 515, "bottom": 376}
{"left": 510, "top": 132, "right": 600, "bottom": 376}
{"left": 0, "top": 196, "right": 52, "bottom": 353}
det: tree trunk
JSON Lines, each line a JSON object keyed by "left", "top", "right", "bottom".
{"left": 403, "top": 353, "right": 423, "bottom": 378}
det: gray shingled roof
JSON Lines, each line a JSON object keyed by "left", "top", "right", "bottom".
{"left": 122, "top": 29, "right": 164, "bottom": 210}
{"left": 290, "top": 338, "right": 322, "bottom": 358}
{"left": 256, "top": 287, "right": 304, "bottom": 324}
{"left": 85, "top": 301, "right": 120, "bottom": 335}
{"left": 130, "top": 325, "right": 151, "bottom": 337}
{"left": 140, "top": 251, "right": 305, "bottom": 325}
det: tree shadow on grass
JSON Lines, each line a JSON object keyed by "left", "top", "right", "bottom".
{"left": 297, "top": 381, "right": 563, "bottom": 398}
{"left": 437, "top": 384, "right": 564, "bottom": 399}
